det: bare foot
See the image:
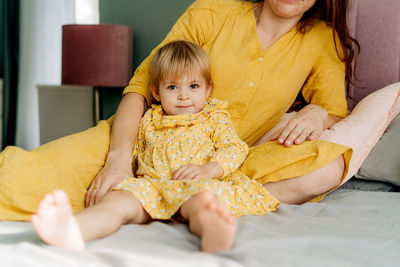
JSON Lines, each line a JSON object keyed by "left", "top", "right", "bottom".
{"left": 192, "top": 191, "right": 237, "bottom": 253}
{"left": 31, "top": 190, "right": 84, "bottom": 250}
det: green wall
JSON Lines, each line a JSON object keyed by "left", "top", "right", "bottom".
{"left": 99, "top": 0, "right": 194, "bottom": 72}
{"left": 98, "top": 0, "right": 193, "bottom": 119}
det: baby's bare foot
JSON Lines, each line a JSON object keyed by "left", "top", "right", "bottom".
{"left": 196, "top": 191, "right": 237, "bottom": 253}
{"left": 31, "top": 190, "right": 84, "bottom": 250}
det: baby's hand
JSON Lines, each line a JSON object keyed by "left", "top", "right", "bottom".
{"left": 173, "top": 162, "right": 223, "bottom": 180}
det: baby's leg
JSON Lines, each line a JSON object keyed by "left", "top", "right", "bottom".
{"left": 31, "top": 190, "right": 150, "bottom": 250}
{"left": 180, "top": 190, "right": 237, "bottom": 253}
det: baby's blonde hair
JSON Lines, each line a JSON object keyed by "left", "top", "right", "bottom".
{"left": 149, "top": 40, "right": 211, "bottom": 88}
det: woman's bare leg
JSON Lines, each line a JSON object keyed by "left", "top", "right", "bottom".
{"left": 180, "top": 190, "right": 237, "bottom": 253}
{"left": 263, "top": 155, "right": 345, "bottom": 204}
{"left": 31, "top": 190, "right": 150, "bottom": 250}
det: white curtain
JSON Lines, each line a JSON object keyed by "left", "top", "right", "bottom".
{"left": 16, "top": 0, "right": 75, "bottom": 150}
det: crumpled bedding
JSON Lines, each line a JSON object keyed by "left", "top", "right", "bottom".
{"left": 1, "top": 188, "right": 399, "bottom": 267}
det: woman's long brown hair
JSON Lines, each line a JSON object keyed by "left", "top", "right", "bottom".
{"left": 247, "top": 0, "right": 360, "bottom": 93}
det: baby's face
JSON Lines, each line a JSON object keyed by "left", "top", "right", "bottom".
{"left": 154, "top": 72, "right": 212, "bottom": 115}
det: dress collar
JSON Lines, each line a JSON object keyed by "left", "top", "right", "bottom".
{"left": 151, "top": 98, "right": 227, "bottom": 129}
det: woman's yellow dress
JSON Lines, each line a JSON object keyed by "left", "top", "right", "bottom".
{"left": 124, "top": 0, "right": 352, "bottom": 185}
{"left": 0, "top": 0, "right": 351, "bottom": 221}
{"left": 114, "top": 99, "right": 278, "bottom": 219}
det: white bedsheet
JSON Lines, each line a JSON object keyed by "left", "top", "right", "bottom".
{"left": 1, "top": 189, "right": 399, "bottom": 267}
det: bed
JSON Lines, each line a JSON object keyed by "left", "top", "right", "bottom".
{"left": 1, "top": 0, "right": 400, "bottom": 266}
{"left": 1, "top": 184, "right": 399, "bottom": 267}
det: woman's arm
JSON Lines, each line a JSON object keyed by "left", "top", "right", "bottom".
{"left": 276, "top": 26, "right": 347, "bottom": 147}
{"left": 86, "top": 93, "right": 145, "bottom": 207}
{"left": 85, "top": 1, "right": 219, "bottom": 195}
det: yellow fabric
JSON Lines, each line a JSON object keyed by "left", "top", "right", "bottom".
{"left": 123, "top": 0, "right": 351, "bottom": 195}
{"left": 0, "top": 0, "right": 352, "bottom": 221}
{"left": 114, "top": 99, "right": 279, "bottom": 219}
{"left": 124, "top": 0, "right": 348, "bottom": 146}
{"left": 0, "top": 121, "right": 111, "bottom": 221}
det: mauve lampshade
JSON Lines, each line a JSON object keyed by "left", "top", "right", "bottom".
{"left": 62, "top": 24, "right": 133, "bottom": 87}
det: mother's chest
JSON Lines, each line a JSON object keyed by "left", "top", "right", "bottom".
{"left": 205, "top": 32, "right": 317, "bottom": 101}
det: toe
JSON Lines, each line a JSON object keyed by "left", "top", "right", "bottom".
{"left": 199, "top": 190, "right": 216, "bottom": 203}
{"left": 43, "top": 193, "right": 55, "bottom": 205}
{"left": 31, "top": 214, "right": 39, "bottom": 224}
{"left": 214, "top": 203, "right": 226, "bottom": 215}
{"left": 207, "top": 201, "right": 218, "bottom": 211}
{"left": 225, "top": 214, "right": 235, "bottom": 224}
{"left": 38, "top": 201, "right": 50, "bottom": 215}
{"left": 35, "top": 207, "right": 44, "bottom": 217}
{"left": 53, "top": 190, "right": 69, "bottom": 205}
{"left": 39, "top": 199, "right": 51, "bottom": 211}
{"left": 31, "top": 215, "right": 44, "bottom": 231}
{"left": 215, "top": 205, "right": 235, "bottom": 223}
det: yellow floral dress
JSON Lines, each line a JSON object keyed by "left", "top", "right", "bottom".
{"left": 114, "top": 98, "right": 279, "bottom": 219}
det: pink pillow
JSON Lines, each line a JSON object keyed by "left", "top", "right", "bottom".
{"left": 256, "top": 82, "right": 400, "bottom": 184}
{"left": 320, "top": 82, "right": 400, "bottom": 184}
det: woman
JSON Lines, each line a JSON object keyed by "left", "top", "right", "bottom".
{"left": 0, "top": 0, "right": 358, "bottom": 221}
{"left": 88, "top": 0, "right": 357, "bottom": 204}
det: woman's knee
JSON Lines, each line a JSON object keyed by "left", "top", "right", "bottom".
{"left": 305, "top": 155, "right": 345, "bottom": 195}
{"left": 263, "top": 156, "right": 345, "bottom": 204}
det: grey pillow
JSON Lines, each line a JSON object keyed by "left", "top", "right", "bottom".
{"left": 339, "top": 178, "right": 397, "bottom": 192}
{"left": 355, "top": 115, "right": 400, "bottom": 186}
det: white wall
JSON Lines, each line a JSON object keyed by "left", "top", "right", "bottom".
{"left": 76, "top": 0, "right": 99, "bottom": 24}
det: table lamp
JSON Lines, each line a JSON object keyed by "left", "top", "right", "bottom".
{"left": 61, "top": 24, "right": 133, "bottom": 121}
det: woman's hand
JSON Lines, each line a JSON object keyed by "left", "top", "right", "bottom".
{"left": 85, "top": 155, "right": 133, "bottom": 208}
{"left": 278, "top": 104, "right": 328, "bottom": 147}
{"left": 173, "top": 162, "right": 223, "bottom": 180}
